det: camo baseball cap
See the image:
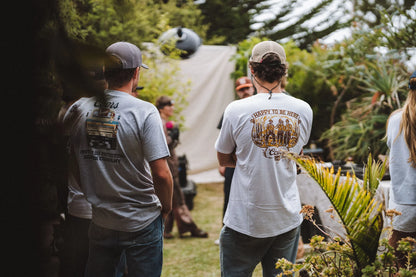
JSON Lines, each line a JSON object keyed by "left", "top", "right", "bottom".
{"left": 249, "top": 41, "right": 286, "bottom": 65}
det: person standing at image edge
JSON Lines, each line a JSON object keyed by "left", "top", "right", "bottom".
{"left": 64, "top": 41, "right": 173, "bottom": 277}
{"left": 386, "top": 70, "right": 416, "bottom": 268}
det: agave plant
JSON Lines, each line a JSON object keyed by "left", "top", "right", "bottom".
{"left": 320, "top": 112, "right": 389, "bottom": 162}
{"left": 357, "top": 58, "right": 407, "bottom": 111}
{"left": 289, "top": 153, "right": 386, "bottom": 271}
{"left": 320, "top": 56, "right": 408, "bottom": 164}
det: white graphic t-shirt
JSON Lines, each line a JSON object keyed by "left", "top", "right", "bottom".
{"left": 215, "top": 92, "right": 313, "bottom": 238}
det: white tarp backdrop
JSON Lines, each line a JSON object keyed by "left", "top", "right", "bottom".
{"left": 174, "top": 45, "right": 237, "bottom": 174}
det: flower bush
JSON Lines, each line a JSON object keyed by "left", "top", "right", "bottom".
{"left": 276, "top": 234, "right": 416, "bottom": 277}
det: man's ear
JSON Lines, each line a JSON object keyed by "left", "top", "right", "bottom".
{"left": 134, "top": 67, "right": 140, "bottom": 79}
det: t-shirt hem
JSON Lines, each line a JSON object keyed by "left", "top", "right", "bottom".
{"left": 92, "top": 210, "right": 161, "bottom": 232}
{"left": 224, "top": 216, "right": 303, "bottom": 238}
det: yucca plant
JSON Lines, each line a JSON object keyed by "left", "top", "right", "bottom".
{"left": 289, "top": 153, "right": 386, "bottom": 271}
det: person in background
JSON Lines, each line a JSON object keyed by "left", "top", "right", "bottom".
{"left": 64, "top": 41, "right": 173, "bottom": 277}
{"left": 386, "top": 70, "right": 416, "bottom": 268}
{"left": 156, "top": 95, "right": 208, "bottom": 239}
{"left": 215, "top": 41, "right": 313, "bottom": 276}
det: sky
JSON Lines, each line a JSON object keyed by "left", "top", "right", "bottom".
{"left": 253, "top": 0, "right": 415, "bottom": 70}
{"left": 194, "top": 0, "right": 415, "bottom": 70}
{"left": 252, "top": 0, "right": 352, "bottom": 44}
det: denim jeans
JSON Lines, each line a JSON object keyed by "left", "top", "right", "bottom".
{"left": 59, "top": 214, "right": 91, "bottom": 277}
{"left": 85, "top": 215, "right": 164, "bottom": 277}
{"left": 220, "top": 225, "right": 300, "bottom": 277}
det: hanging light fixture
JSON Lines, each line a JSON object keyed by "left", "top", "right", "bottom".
{"left": 158, "top": 27, "right": 202, "bottom": 59}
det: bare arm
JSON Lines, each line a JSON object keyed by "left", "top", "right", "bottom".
{"left": 217, "top": 151, "right": 237, "bottom": 168}
{"left": 150, "top": 158, "right": 173, "bottom": 219}
{"left": 218, "top": 166, "right": 226, "bottom": 176}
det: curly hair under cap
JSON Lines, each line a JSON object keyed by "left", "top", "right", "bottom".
{"left": 249, "top": 53, "right": 287, "bottom": 84}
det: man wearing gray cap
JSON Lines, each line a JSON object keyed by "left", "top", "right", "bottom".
{"left": 64, "top": 41, "right": 173, "bottom": 277}
{"left": 215, "top": 41, "right": 313, "bottom": 276}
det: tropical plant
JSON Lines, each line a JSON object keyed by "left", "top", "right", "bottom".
{"left": 287, "top": 153, "right": 386, "bottom": 272}
{"left": 357, "top": 59, "right": 408, "bottom": 111}
{"left": 320, "top": 55, "right": 409, "bottom": 163}
{"left": 278, "top": 152, "right": 415, "bottom": 276}
{"left": 320, "top": 112, "right": 389, "bottom": 162}
{"left": 362, "top": 154, "right": 387, "bottom": 197}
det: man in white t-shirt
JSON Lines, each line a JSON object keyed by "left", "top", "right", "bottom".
{"left": 215, "top": 41, "right": 313, "bottom": 277}
{"left": 64, "top": 41, "right": 173, "bottom": 277}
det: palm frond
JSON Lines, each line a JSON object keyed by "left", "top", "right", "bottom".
{"left": 362, "top": 153, "right": 387, "bottom": 197}
{"left": 289, "top": 153, "right": 384, "bottom": 269}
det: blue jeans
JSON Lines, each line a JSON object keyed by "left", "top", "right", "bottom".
{"left": 59, "top": 214, "right": 91, "bottom": 277}
{"left": 85, "top": 215, "right": 164, "bottom": 277}
{"left": 220, "top": 226, "right": 300, "bottom": 277}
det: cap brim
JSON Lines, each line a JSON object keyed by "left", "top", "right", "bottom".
{"left": 141, "top": 63, "right": 149, "bottom": 69}
{"left": 236, "top": 84, "right": 253, "bottom": 91}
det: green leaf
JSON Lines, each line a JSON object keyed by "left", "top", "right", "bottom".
{"left": 289, "top": 153, "right": 384, "bottom": 270}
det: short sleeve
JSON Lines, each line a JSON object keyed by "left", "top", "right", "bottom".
{"left": 142, "top": 108, "right": 170, "bottom": 162}
{"left": 215, "top": 105, "right": 236, "bottom": 154}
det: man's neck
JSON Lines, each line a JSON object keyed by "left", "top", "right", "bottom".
{"left": 108, "top": 86, "right": 131, "bottom": 94}
{"left": 255, "top": 83, "right": 283, "bottom": 94}
{"left": 252, "top": 77, "right": 282, "bottom": 94}
{"left": 256, "top": 87, "right": 283, "bottom": 94}
{"left": 108, "top": 80, "right": 134, "bottom": 94}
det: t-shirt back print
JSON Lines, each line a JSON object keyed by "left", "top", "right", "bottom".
{"left": 85, "top": 101, "right": 120, "bottom": 151}
{"left": 250, "top": 108, "right": 301, "bottom": 161}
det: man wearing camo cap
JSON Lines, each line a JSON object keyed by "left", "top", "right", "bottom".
{"left": 215, "top": 41, "right": 313, "bottom": 276}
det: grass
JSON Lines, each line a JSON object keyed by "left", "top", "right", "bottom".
{"left": 161, "top": 182, "right": 264, "bottom": 277}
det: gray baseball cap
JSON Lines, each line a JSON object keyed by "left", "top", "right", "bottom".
{"left": 106, "top": 41, "right": 149, "bottom": 69}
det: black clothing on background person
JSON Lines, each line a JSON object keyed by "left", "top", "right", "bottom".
{"left": 156, "top": 96, "right": 208, "bottom": 239}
